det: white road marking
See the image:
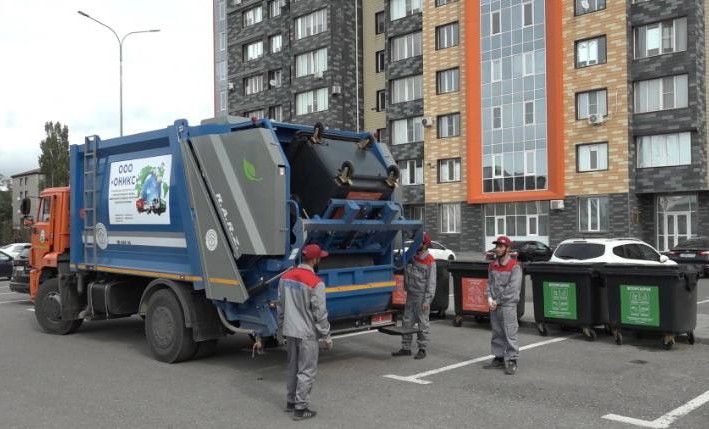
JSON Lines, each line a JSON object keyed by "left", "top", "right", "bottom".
{"left": 603, "top": 389, "right": 709, "bottom": 428}
{"left": 334, "top": 330, "right": 379, "bottom": 340}
{"left": 26, "top": 308, "right": 35, "bottom": 312}
{"left": 383, "top": 336, "right": 571, "bottom": 385}
{"left": 0, "top": 299, "right": 31, "bottom": 305}
{"left": 0, "top": 292, "right": 21, "bottom": 295}
{"left": 697, "top": 298, "right": 709, "bottom": 305}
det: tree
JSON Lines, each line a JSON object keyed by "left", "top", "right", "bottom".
{"left": 38, "top": 121, "right": 70, "bottom": 188}
{"left": 0, "top": 187, "right": 12, "bottom": 244}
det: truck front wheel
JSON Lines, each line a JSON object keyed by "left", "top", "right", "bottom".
{"left": 145, "top": 289, "right": 197, "bottom": 363}
{"left": 35, "top": 278, "right": 83, "bottom": 335}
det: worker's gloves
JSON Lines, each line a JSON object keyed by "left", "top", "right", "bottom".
{"left": 488, "top": 297, "right": 498, "bottom": 311}
{"left": 322, "top": 337, "right": 333, "bottom": 351}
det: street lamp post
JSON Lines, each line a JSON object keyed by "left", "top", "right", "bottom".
{"left": 77, "top": 11, "right": 160, "bottom": 136}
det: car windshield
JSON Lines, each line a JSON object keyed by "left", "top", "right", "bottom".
{"left": 674, "top": 238, "right": 709, "bottom": 249}
{"left": 554, "top": 243, "right": 605, "bottom": 260}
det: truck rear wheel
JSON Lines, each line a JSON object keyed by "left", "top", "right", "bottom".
{"left": 145, "top": 289, "right": 197, "bottom": 363}
{"left": 35, "top": 278, "right": 83, "bottom": 335}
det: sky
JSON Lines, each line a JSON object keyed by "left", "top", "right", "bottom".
{"left": 0, "top": 0, "right": 214, "bottom": 177}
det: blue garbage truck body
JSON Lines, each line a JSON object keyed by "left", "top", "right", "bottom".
{"left": 32, "top": 116, "right": 422, "bottom": 362}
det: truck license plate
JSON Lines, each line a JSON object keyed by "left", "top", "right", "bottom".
{"left": 371, "top": 313, "right": 393, "bottom": 326}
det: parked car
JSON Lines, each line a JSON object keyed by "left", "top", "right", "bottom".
{"left": 550, "top": 238, "right": 675, "bottom": 266}
{"left": 9, "top": 247, "right": 30, "bottom": 293}
{"left": 0, "top": 250, "right": 13, "bottom": 279}
{"left": 485, "top": 240, "right": 553, "bottom": 262}
{"left": 665, "top": 236, "right": 709, "bottom": 276}
{"left": 0, "top": 243, "right": 30, "bottom": 259}
{"left": 401, "top": 240, "right": 456, "bottom": 261}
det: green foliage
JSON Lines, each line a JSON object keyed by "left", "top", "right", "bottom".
{"left": 38, "top": 121, "right": 70, "bottom": 188}
{"left": 0, "top": 189, "right": 13, "bottom": 244}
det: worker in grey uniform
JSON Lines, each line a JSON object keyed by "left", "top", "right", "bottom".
{"left": 392, "top": 233, "right": 437, "bottom": 360}
{"left": 277, "top": 244, "right": 333, "bottom": 421}
{"left": 484, "top": 235, "right": 523, "bottom": 375}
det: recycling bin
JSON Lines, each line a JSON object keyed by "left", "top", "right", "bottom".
{"left": 600, "top": 264, "right": 698, "bottom": 349}
{"left": 526, "top": 262, "right": 606, "bottom": 340}
{"left": 391, "top": 260, "right": 450, "bottom": 318}
{"left": 449, "top": 261, "right": 525, "bottom": 327}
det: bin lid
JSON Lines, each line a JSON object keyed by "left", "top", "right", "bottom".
{"left": 448, "top": 260, "right": 491, "bottom": 274}
{"left": 598, "top": 263, "right": 686, "bottom": 278}
{"left": 524, "top": 261, "right": 599, "bottom": 274}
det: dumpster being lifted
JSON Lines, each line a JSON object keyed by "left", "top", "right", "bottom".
{"left": 600, "top": 264, "right": 698, "bottom": 349}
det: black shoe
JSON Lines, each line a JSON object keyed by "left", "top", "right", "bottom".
{"left": 505, "top": 360, "right": 518, "bottom": 375}
{"left": 284, "top": 402, "right": 295, "bottom": 413}
{"left": 483, "top": 357, "right": 505, "bottom": 369}
{"left": 392, "top": 349, "right": 412, "bottom": 357}
{"left": 414, "top": 349, "right": 426, "bottom": 360}
{"left": 292, "top": 408, "right": 317, "bottom": 421}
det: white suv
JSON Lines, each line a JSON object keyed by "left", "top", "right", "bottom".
{"left": 550, "top": 238, "right": 676, "bottom": 266}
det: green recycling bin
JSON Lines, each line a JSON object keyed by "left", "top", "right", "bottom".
{"left": 600, "top": 264, "right": 698, "bottom": 349}
{"left": 449, "top": 261, "right": 525, "bottom": 327}
{"left": 526, "top": 262, "right": 606, "bottom": 340}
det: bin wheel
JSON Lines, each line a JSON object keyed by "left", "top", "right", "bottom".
{"left": 604, "top": 324, "right": 613, "bottom": 336}
{"left": 452, "top": 316, "right": 463, "bottom": 327}
{"left": 688, "top": 331, "right": 695, "bottom": 345}
{"left": 437, "top": 310, "right": 447, "bottom": 320}
{"left": 583, "top": 327, "right": 597, "bottom": 342}
{"left": 614, "top": 330, "right": 623, "bottom": 346}
{"left": 662, "top": 335, "right": 675, "bottom": 350}
{"left": 537, "top": 322, "right": 548, "bottom": 337}
{"left": 474, "top": 315, "right": 486, "bottom": 324}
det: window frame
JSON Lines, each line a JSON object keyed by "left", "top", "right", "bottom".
{"left": 436, "top": 22, "right": 459, "bottom": 50}
{"left": 440, "top": 203, "right": 461, "bottom": 234}
{"left": 524, "top": 101, "right": 535, "bottom": 125}
{"left": 574, "top": 0, "right": 606, "bottom": 16}
{"left": 375, "top": 11, "right": 386, "bottom": 34}
{"left": 578, "top": 196, "right": 609, "bottom": 232}
{"left": 269, "top": 34, "right": 283, "bottom": 54}
{"left": 376, "top": 90, "right": 387, "bottom": 112}
{"left": 438, "top": 157, "right": 461, "bottom": 183}
{"left": 243, "top": 40, "right": 264, "bottom": 62}
{"left": 390, "top": 74, "right": 423, "bottom": 104}
{"left": 522, "top": 1, "right": 534, "bottom": 28}
{"left": 637, "top": 132, "right": 692, "bottom": 169}
{"left": 243, "top": 5, "right": 263, "bottom": 28}
{"left": 376, "top": 50, "right": 386, "bottom": 73}
{"left": 390, "top": 116, "right": 424, "bottom": 145}
{"left": 243, "top": 74, "right": 264, "bottom": 96}
{"left": 633, "top": 74, "right": 689, "bottom": 114}
{"left": 491, "top": 10, "right": 501, "bottom": 35}
{"left": 575, "top": 88, "right": 608, "bottom": 120}
{"left": 575, "top": 35, "right": 607, "bottom": 68}
{"left": 294, "top": 8, "right": 328, "bottom": 40}
{"left": 576, "top": 142, "right": 609, "bottom": 173}
{"left": 390, "top": 31, "right": 422, "bottom": 62}
{"left": 398, "top": 159, "right": 424, "bottom": 186}
{"left": 633, "top": 17, "right": 687, "bottom": 59}
{"left": 437, "top": 112, "right": 460, "bottom": 139}
{"left": 436, "top": 68, "right": 459, "bottom": 95}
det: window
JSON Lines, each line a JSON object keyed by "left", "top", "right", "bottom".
{"left": 436, "top": 0, "right": 457, "bottom": 5}
{"left": 219, "top": 90, "right": 227, "bottom": 112}
{"left": 219, "top": 31, "right": 226, "bottom": 52}
{"left": 491, "top": 59, "right": 501, "bottom": 82}
{"left": 438, "top": 158, "right": 461, "bottom": 183}
{"left": 376, "top": 50, "right": 386, "bottom": 73}
{"left": 491, "top": 11, "right": 501, "bottom": 35}
{"left": 295, "top": 48, "right": 328, "bottom": 77}
{"left": 577, "top": 143, "right": 608, "bottom": 172}
{"left": 637, "top": 132, "right": 691, "bottom": 168}
{"left": 634, "top": 75, "right": 688, "bottom": 113}
{"left": 295, "top": 88, "right": 329, "bottom": 115}
{"left": 269, "top": 0, "right": 285, "bottom": 18}
{"left": 437, "top": 113, "right": 460, "bottom": 138}
{"left": 390, "top": 75, "right": 423, "bottom": 104}
{"left": 243, "top": 6, "right": 263, "bottom": 27}
{"left": 295, "top": 8, "right": 328, "bottom": 40}
{"left": 576, "top": 36, "right": 607, "bottom": 68}
{"left": 576, "top": 89, "right": 608, "bottom": 119}
{"left": 376, "top": 127, "right": 388, "bottom": 143}
{"left": 39, "top": 196, "right": 52, "bottom": 223}
{"left": 524, "top": 101, "right": 534, "bottom": 125}
{"left": 575, "top": 0, "right": 605, "bottom": 15}
{"left": 524, "top": 150, "right": 536, "bottom": 175}
{"left": 398, "top": 159, "right": 423, "bottom": 185}
{"left": 492, "top": 154, "right": 504, "bottom": 178}
{"left": 218, "top": 0, "right": 226, "bottom": 21}
{"left": 244, "top": 109, "right": 265, "bottom": 119}
{"left": 391, "top": 32, "right": 422, "bottom": 62}
{"left": 440, "top": 203, "right": 461, "bottom": 234}
{"left": 268, "top": 70, "right": 282, "bottom": 88}
{"left": 436, "top": 68, "right": 459, "bottom": 94}
{"left": 404, "top": 205, "right": 425, "bottom": 222}
{"left": 492, "top": 106, "right": 502, "bottom": 129}
{"left": 270, "top": 34, "right": 282, "bottom": 53}
{"left": 634, "top": 17, "right": 687, "bottom": 59}
{"left": 523, "top": 52, "right": 534, "bottom": 76}
{"left": 244, "top": 74, "right": 264, "bottom": 95}
{"left": 268, "top": 105, "right": 283, "bottom": 121}
{"left": 390, "top": 0, "right": 422, "bottom": 21}
{"left": 376, "top": 90, "right": 387, "bottom": 111}
{"left": 391, "top": 116, "right": 423, "bottom": 145}
{"left": 217, "top": 60, "right": 227, "bottom": 82}
{"left": 554, "top": 242, "right": 605, "bottom": 260}
{"left": 375, "top": 11, "right": 385, "bottom": 34}
{"left": 579, "top": 196, "right": 609, "bottom": 232}
{"left": 243, "top": 40, "right": 263, "bottom": 61}
{"left": 436, "top": 22, "right": 459, "bottom": 50}
{"left": 523, "top": 1, "right": 533, "bottom": 27}
{"left": 0, "top": 253, "right": 8, "bottom": 262}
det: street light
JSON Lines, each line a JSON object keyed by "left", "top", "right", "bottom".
{"left": 77, "top": 11, "right": 160, "bottom": 136}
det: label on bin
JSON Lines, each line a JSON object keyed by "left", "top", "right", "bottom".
{"left": 620, "top": 285, "right": 660, "bottom": 327}
{"left": 462, "top": 278, "right": 489, "bottom": 313}
{"left": 543, "top": 282, "right": 577, "bottom": 320}
{"left": 392, "top": 274, "right": 406, "bottom": 305}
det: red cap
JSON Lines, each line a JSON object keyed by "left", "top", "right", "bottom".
{"left": 302, "top": 244, "right": 329, "bottom": 259}
{"left": 493, "top": 236, "right": 512, "bottom": 247}
{"left": 422, "top": 233, "right": 432, "bottom": 246}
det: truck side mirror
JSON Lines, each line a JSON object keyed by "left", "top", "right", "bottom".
{"left": 20, "top": 197, "right": 31, "bottom": 216}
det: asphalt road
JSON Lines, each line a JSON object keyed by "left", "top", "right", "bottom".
{"left": 0, "top": 278, "right": 708, "bottom": 429}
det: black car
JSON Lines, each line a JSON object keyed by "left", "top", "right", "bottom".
{"left": 9, "top": 247, "right": 30, "bottom": 293}
{"left": 666, "top": 237, "right": 709, "bottom": 276}
{"left": 486, "top": 240, "right": 553, "bottom": 262}
{"left": 0, "top": 250, "right": 13, "bottom": 279}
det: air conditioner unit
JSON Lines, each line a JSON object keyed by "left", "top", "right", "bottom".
{"left": 588, "top": 113, "right": 605, "bottom": 125}
{"left": 228, "top": 82, "right": 235, "bottom": 91}
{"left": 233, "top": 0, "right": 242, "bottom": 5}
{"left": 314, "top": 71, "right": 324, "bottom": 79}
{"left": 331, "top": 85, "right": 342, "bottom": 95}
{"left": 550, "top": 200, "right": 565, "bottom": 211}
{"left": 421, "top": 116, "right": 434, "bottom": 128}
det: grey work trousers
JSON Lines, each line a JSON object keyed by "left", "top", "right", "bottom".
{"left": 286, "top": 337, "right": 319, "bottom": 410}
{"left": 401, "top": 297, "right": 430, "bottom": 351}
{"left": 490, "top": 305, "right": 519, "bottom": 362}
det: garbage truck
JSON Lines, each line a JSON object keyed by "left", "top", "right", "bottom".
{"left": 22, "top": 116, "right": 423, "bottom": 363}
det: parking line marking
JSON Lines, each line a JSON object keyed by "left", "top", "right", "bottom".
{"left": 603, "top": 389, "right": 709, "bottom": 428}
{"left": 335, "top": 330, "right": 379, "bottom": 340}
{"left": 383, "top": 336, "right": 571, "bottom": 385}
{"left": 0, "top": 299, "right": 31, "bottom": 305}
{"left": 26, "top": 308, "right": 35, "bottom": 312}
{"left": 0, "top": 292, "right": 21, "bottom": 295}
{"left": 698, "top": 299, "right": 709, "bottom": 305}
